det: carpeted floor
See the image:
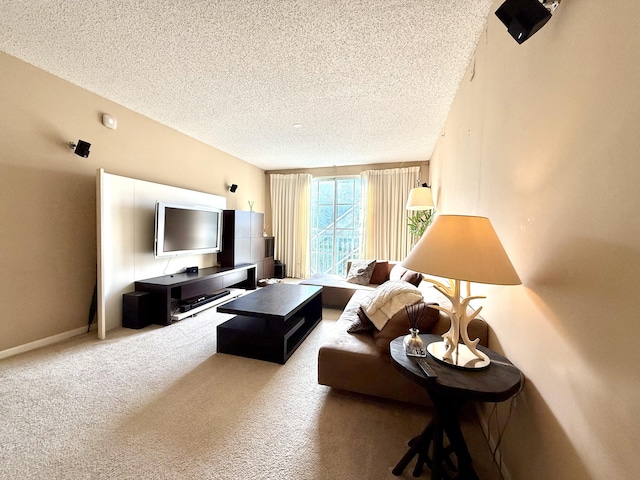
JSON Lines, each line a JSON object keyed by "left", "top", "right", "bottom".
{"left": 0, "top": 306, "right": 501, "bottom": 479}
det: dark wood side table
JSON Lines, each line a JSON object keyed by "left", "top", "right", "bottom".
{"left": 390, "top": 334, "right": 522, "bottom": 480}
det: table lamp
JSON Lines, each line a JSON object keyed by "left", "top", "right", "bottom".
{"left": 402, "top": 215, "right": 521, "bottom": 369}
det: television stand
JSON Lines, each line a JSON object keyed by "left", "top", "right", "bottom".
{"left": 135, "top": 264, "right": 257, "bottom": 326}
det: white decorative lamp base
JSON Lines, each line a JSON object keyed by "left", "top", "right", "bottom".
{"left": 425, "top": 278, "right": 491, "bottom": 370}
{"left": 427, "top": 341, "right": 490, "bottom": 370}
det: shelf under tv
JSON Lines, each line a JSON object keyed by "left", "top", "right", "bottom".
{"left": 170, "top": 288, "right": 245, "bottom": 322}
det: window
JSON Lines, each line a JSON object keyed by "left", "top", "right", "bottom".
{"left": 310, "top": 177, "right": 361, "bottom": 276}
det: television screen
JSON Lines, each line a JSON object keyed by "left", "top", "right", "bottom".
{"left": 154, "top": 202, "right": 222, "bottom": 257}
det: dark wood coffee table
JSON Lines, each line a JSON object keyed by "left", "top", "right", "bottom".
{"left": 216, "top": 283, "right": 323, "bottom": 364}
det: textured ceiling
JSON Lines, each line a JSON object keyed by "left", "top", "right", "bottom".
{"left": 0, "top": 1, "right": 492, "bottom": 171}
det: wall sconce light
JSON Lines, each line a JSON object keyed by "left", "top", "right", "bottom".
{"left": 495, "top": 0, "right": 560, "bottom": 44}
{"left": 228, "top": 184, "right": 238, "bottom": 193}
{"left": 69, "top": 140, "right": 91, "bottom": 158}
{"left": 406, "top": 182, "right": 434, "bottom": 211}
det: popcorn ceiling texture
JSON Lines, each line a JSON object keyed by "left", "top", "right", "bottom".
{"left": 0, "top": 1, "right": 492, "bottom": 170}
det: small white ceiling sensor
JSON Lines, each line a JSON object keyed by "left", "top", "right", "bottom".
{"left": 292, "top": 123, "right": 303, "bottom": 128}
{"left": 102, "top": 114, "right": 117, "bottom": 129}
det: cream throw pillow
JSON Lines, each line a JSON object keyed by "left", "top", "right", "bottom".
{"left": 360, "top": 280, "right": 423, "bottom": 330}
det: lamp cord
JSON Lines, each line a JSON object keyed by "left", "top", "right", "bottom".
{"left": 482, "top": 370, "right": 525, "bottom": 479}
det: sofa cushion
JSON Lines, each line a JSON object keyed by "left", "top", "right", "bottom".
{"left": 372, "top": 302, "right": 440, "bottom": 353}
{"left": 346, "top": 307, "right": 376, "bottom": 334}
{"left": 317, "top": 314, "right": 432, "bottom": 406}
{"left": 360, "top": 281, "right": 423, "bottom": 330}
{"left": 388, "top": 264, "right": 406, "bottom": 281}
{"left": 346, "top": 259, "right": 376, "bottom": 285}
{"left": 389, "top": 264, "right": 423, "bottom": 287}
{"left": 401, "top": 270, "right": 423, "bottom": 287}
{"left": 301, "top": 261, "right": 399, "bottom": 308}
{"left": 369, "top": 261, "right": 389, "bottom": 285}
{"left": 299, "top": 273, "right": 377, "bottom": 308}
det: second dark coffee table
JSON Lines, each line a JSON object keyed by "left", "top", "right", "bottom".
{"left": 216, "top": 283, "right": 322, "bottom": 364}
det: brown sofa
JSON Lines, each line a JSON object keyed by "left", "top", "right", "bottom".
{"left": 317, "top": 280, "right": 488, "bottom": 406}
{"left": 300, "top": 260, "right": 398, "bottom": 307}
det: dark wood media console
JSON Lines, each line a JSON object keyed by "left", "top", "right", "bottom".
{"left": 135, "top": 264, "right": 257, "bottom": 326}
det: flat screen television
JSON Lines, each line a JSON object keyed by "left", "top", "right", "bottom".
{"left": 154, "top": 202, "right": 223, "bottom": 258}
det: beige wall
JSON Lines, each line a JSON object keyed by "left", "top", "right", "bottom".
{"left": 264, "top": 161, "right": 429, "bottom": 235}
{"left": 431, "top": 1, "right": 640, "bottom": 478}
{"left": 0, "top": 52, "right": 265, "bottom": 352}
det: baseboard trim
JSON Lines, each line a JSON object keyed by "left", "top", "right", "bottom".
{"left": 475, "top": 403, "right": 514, "bottom": 480}
{"left": 0, "top": 326, "right": 89, "bottom": 360}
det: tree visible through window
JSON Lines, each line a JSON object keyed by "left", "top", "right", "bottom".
{"left": 310, "top": 177, "right": 361, "bottom": 276}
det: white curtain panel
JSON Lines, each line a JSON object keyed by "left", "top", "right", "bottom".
{"left": 270, "top": 173, "right": 312, "bottom": 278}
{"left": 360, "top": 166, "right": 419, "bottom": 261}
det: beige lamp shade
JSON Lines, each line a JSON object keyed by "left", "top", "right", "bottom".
{"left": 406, "top": 186, "right": 434, "bottom": 210}
{"left": 402, "top": 215, "right": 521, "bottom": 285}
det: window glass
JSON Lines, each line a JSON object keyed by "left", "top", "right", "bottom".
{"left": 310, "top": 176, "right": 361, "bottom": 276}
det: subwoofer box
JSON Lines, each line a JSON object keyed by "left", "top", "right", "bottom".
{"left": 274, "top": 264, "right": 286, "bottom": 279}
{"left": 122, "top": 291, "right": 151, "bottom": 329}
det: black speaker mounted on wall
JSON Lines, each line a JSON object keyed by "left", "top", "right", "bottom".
{"left": 69, "top": 139, "right": 91, "bottom": 158}
{"left": 495, "top": 0, "right": 555, "bottom": 44}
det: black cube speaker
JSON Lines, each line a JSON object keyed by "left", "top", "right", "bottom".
{"left": 495, "top": 0, "right": 552, "bottom": 44}
{"left": 73, "top": 140, "right": 91, "bottom": 158}
{"left": 122, "top": 291, "right": 151, "bottom": 329}
{"left": 274, "top": 263, "right": 286, "bottom": 279}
